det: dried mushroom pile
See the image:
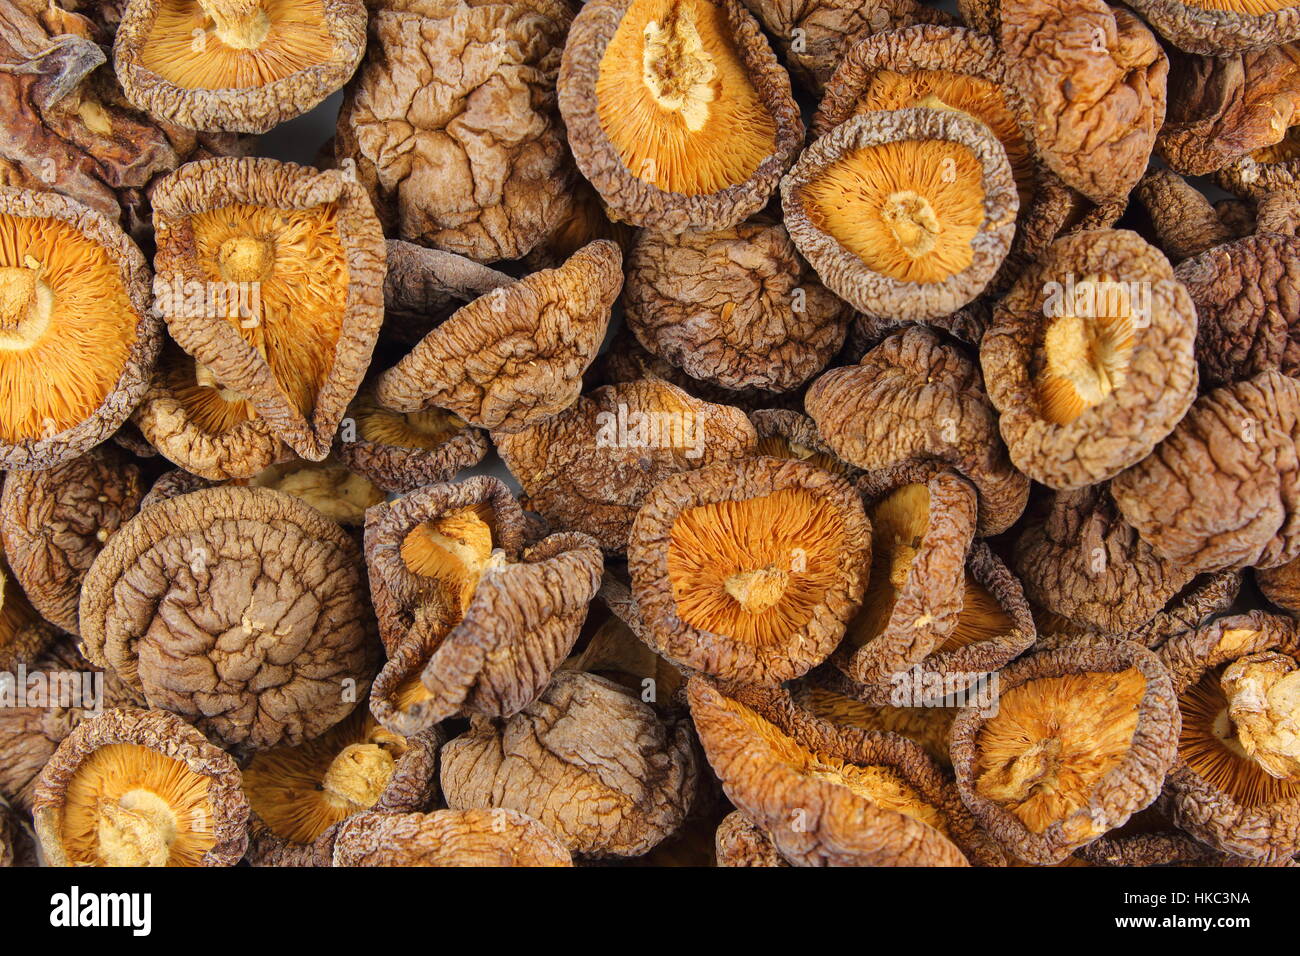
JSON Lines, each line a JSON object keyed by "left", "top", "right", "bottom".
{"left": 2, "top": 0, "right": 1300, "bottom": 872}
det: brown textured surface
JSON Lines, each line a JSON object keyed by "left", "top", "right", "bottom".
{"left": 714, "top": 809, "right": 788, "bottom": 866}
{"left": 381, "top": 239, "right": 512, "bottom": 344}
{"left": 1135, "top": 168, "right": 1236, "bottom": 262}
{"left": 1125, "top": 0, "right": 1300, "bottom": 55}
{"left": 333, "top": 808, "right": 573, "bottom": 866}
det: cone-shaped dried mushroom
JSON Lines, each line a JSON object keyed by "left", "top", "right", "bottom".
{"left": 781, "top": 108, "right": 1018, "bottom": 321}
{"left": 375, "top": 241, "right": 623, "bottom": 434}
{"left": 981, "top": 230, "right": 1198, "bottom": 490}
{"left": 0, "top": 446, "right": 144, "bottom": 636}
{"left": 1125, "top": 0, "right": 1300, "bottom": 55}
{"left": 332, "top": 808, "right": 573, "bottom": 867}
{"left": 32, "top": 708, "right": 249, "bottom": 866}
{"left": 0, "top": 188, "right": 160, "bottom": 470}
{"left": 1159, "top": 613, "right": 1300, "bottom": 861}
{"left": 440, "top": 670, "right": 698, "bottom": 858}
{"left": 558, "top": 0, "right": 804, "bottom": 233}
{"left": 950, "top": 638, "right": 1180, "bottom": 865}
{"left": 152, "top": 157, "right": 385, "bottom": 464}
{"left": 79, "top": 486, "right": 378, "bottom": 751}
{"left": 806, "top": 327, "right": 1029, "bottom": 536}
{"left": 494, "top": 379, "right": 758, "bottom": 553}
{"left": 243, "top": 706, "right": 440, "bottom": 866}
{"left": 364, "top": 477, "right": 603, "bottom": 735}
{"left": 622, "top": 220, "right": 849, "bottom": 393}
{"left": 1110, "top": 370, "right": 1300, "bottom": 573}
{"left": 688, "top": 677, "right": 1003, "bottom": 866}
{"left": 628, "top": 457, "right": 870, "bottom": 685}
{"left": 114, "top": 0, "right": 366, "bottom": 134}
{"left": 1000, "top": 0, "right": 1167, "bottom": 204}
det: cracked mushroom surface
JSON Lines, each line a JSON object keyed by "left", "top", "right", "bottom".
{"left": 494, "top": 378, "right": 758, "bottom": 553}
{"left": 152, "top": 156, "right": 385, "bottom": 465}
{"left": 114, "top": 0, "right": 367, "bottom": 134}
{"left": 0, "top": 555, "right": 53, "bottom": 672}
{"left": 0, "top": 187, "right": 160, "bottom": 471}
{"left": 1125, "top": 0, "right": 1300, "bottom": 55}
{"left": 1159, "top": 613, "right": 1300, "bottom": 861}
{"left": 1109, "top": 369, "right": 1300, "bottom": 573}
{"left": 332, "top": 808, "right": 573, "bottom": 866}
{"left": 78, "top": 485, "right": 378, "bottom": 752}
{"left": 981, "top": 230, "right": 1198, "bottom": 490}
{"left": 375, "top": 240, "right": 623, "bottom": 434}
{"left": 714, "top": 809, "right": 788, "bottom": 866}
{"left": 558, "top": 0, "right": 804, "bottom": 234}
{"left": 806, "top": 327, "right": 1029, "bottom": 536}
{"left": 440, "top": 670, "right": 698, "bottom": 858}
{"left": 337, "top": 0, "right": 576, "bottom": 263}
{"left": 950, "top": 637, "right": 1180, "bottom": 865}
{"left": 627, "top": 456, "right": 870, "bottom": 685}
{"left": 0, "top": 445, "right": 144, "bottom": 637}
{"left": 622, "top": 219, "right": 850, "bottom": 394}
{"left": 782, "top": 108, "right": 1018, "bottom": 321}
{"left": 32, "top": 707, "right": 249, "bottom": 867}
{"left": 688, "top": 677, "right": 1003, "bottom": 866}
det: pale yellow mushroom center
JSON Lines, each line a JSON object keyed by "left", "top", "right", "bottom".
{"left": 198, "top": 0, "right": 271, "bottom": 49}
{"left": 641, "top": 5, "right": 716, "bottom": 133}
{"left": 216, "top": 235, "right": 276, "bottom": 284}
{"left": 881, "top": 191, "right": 941, "bottom": 260}
{"left": 96, "top": 789, "right": 178, "bottom": 868}
{"left": 194, "top": 359, "right": 247, "bottom": 402}
{"left": 1221, "top": 653, "right": 1300, "bottom": 781}
{"left": 977, "top": 737, "right": 1062, "bottom": 804}
{"left": 321, "top": 743, "right": 397, "bottom": 811}
{"left": 724, "top": 565, "right": 790, "bottom": 614}
{"left": 0, "top": 259, "right": 53, "bottom": 350}
{"left": 1037, "top": 277, "right": 1135, "bottom": 426}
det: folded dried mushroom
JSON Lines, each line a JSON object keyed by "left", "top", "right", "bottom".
{"left": 1125, "top": 0, "right": 1300, "bottom": 56}
{"left": 332, "top": 809, "right": 573, "bottom": 867}
{"left": 713, "top": 809, "right": 788, "bottom": 867}
{"left": 33, "top": 708, "right": 249, "bottom": 867}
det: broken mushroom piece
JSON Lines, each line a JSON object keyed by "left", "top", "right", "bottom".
{"left": 1135, "top": 169, "right": 1240, "bottom": 263}
{"left": 628, "top": 456, "right": 870, "bottom": 685}
{"left": 806, "top": 327, "right": 1029, "bottom": 536}
{"left": 243, "top": 706, "right": 441, "bottom": 866}
{"left": 1159, "top": 613, "right": 1300, "bottom": 861}
{"left": 782, "top": 108, "right": 1018, "bottom": 321}
{"left": 440, "top": 670, "right": 698, "bottom": 859}
{"left": 951, "top": 637, "right": 1180, "bottom": 865}
{"left": 0, "top": 445, "right": 144, "bottom": 636}
{"left": 1125, "top": 0, "right": 1300, "bottom": 56}
{"left": 0, "top": 188, "right": 160, "bottom": 471}
{"left": 332, "top": 809, "right": 573, "bottom": 867}
{"left": 688, "top": 677, "right": 1003, "bottom": 866}
{"left": 79, "top": 486, "right": 378, "bottom": 752}
{"left": 32, "top": 708, "right": 249, "bottom": 867}
{"left": 1258, "top": 554, "right": 1300, "bottom": 617}
{"left": 1110, "top": 370, "right": 1300, "bottom": 573}
{"left": 558, "top": 0, "right": 804, "bottom": 234}
{"left": 152, "top": 156, "right": 385, "bottom": 463}
{"left": 622, "top": 220, "right": 850, "bottom": 394}
{"left": 375, "top": 240, "right": 623, "bottom": 434}
{"left": 982, "top": 230, "right": 1198, "bottom": 490}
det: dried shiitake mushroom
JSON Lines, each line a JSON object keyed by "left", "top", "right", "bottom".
{"left": 114, "top": 0, "right": 366, "bottom": 133}
{"left": 622, "top": 219, "right": 850, "bottom": 393}
{"left": 558, "top": 0, "right": 804, "bottom": 234}
{"left": 525, "top": 178, "right": 638, "bottom": 271}
{"left": 0, "top": 557, "right": 52, "bottom": 672}
{"left": 0, "top": 188, "right": 159, "bottom": 470}
{"left": 364, "top": 477, "right": 603, "bottom": 735}
{"left": 846, "top": 303, "right": 988, "bottom": 358}
{"left": 628, "top": 457, "right": 870, "bottom": 685}
{"left": 375, "top": 241, "right": 623, "bottom": 434}
{"left": 32, "top": 707, "right": 249, "bottom": 867}
{"left": 806, "top": 327, "right": 1029, "bottom": 535}
{"left": 139, "top": 468, "right": 219, "bottom": 512}
{"left": 1135, "top": 168, "right": 1243, "bottom": 263}
{"left": 749, "top": 408, "right": 857, "bottom": 479}
{"left": 79, "top": 486, "right": 378, "bottom": 751}
{"left": 1125, "top": 0, "right": 1300, "bottom": 56}
{"left": 243, "top": 706, "right": 440, "bottom": 866}
{"left": 714, "top": 809, "right": 788, "bottom": 867}
{"left": 0, "top": 445, "right": 144, "bottom": 636}
{"left": 440, "top": 670, "right": 698, "bottom": 858}
{"left": 152, "top": 156, "right": 385, "bottom": 463}
{"left": 338, "top": 0, "right": 576, "bottom": 262}
{"left": 242, "top": 457, "right": 384, "bottom": 527}
{"left": 794, "top": 673, "right": 956, "bottom": 768}
{"left": 494, "top": 378, "right": 758, "bottom": 553}
{"left": 689, "top": 677, "right": 1003, "bottom": 866}
{"left": 1000, "top": 0, "right": 1167, "bottom": 204}
{"left": 563, "top": 589, "right": 687, "bottom": 709}
{"left": 1259, "top": 554, "right": 1300, "bottom": 616}
{"left": 981, "top": 230, "right": 1197, "bottom": 490}
{"left": 332, "top": 809, "right": 573, "bottom": 867}
{"left": 1159, "top": 613, "right": 1300, "bottom": 861}
{"left": 380, "top": 240, "right": 512, "bottom": 347}
{"left": 951, "top": 637, "right": 1180, "bottom": 865}
{"left": 334, "top": 387, "right": 488, "bottom": 494}
{"left": 1110, "top": 370, "right": 1300, "bottom": 573}
{"left": 782, "top": 109, "right": 1018, "bottom": 321}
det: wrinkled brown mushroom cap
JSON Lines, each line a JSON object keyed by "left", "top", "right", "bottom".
{"left": 950, "top": 637, "right": 1180, "bottom": 865}
{"left": 0, "top": 188, "right": 160, "bottom": 470}
{"left": 558, "top": 0, "right": 804, "bottom": 234}
{"left": 1125, "top": 0, "right": 1300, "bottom": 56}
{"left": 33, "top": 707, "right": 249, "bottom": 866}
{"left": 380, "top": 240, "right": 513, "bottom": 346}
{"left": 0, "top": 563, "right": 54, "bottom": 673}
{"left": 628, "top": 456, "right": 870, "bottom": 685}
{"left": 749, "top": 408, "right": 859, "bottom": 479}
{"left": 79, "top": 485, "right": 378, "bottom": 751}
{"left": 333, "top": 808, "right": 573, "bottom": 867}
{"left": 714, "top": 809, "right": 787, "bottom": 866}
{"left": 114, "top": 0, "right": 367, "bottom": 134}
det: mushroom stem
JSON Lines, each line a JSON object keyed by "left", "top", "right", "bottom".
{"left": 217, "top": 236, "right": 276, "bottom": 284}
{"left": 724, "top": 565, "right": 789, "bottom": 614}
{"left": 96, "top": 790, "right": 178, "bottom": 867}
{"left": 641, "top": 4, "right": 716, "bottom": 132}
{"left": 978, "top": 736, "right": 1061, "bottom": 803}
{"left": 1221, "top": 653, "right": 1300, "bottom": 781}
{"left": 321, "top": 743, "right": 397, "bottom": 810}
{"left": 199, "top": 0, "right": 271, "bottom": 49}
{"left": 0, "top": 263, "right": 53, "bottom": 347}
{"left": 882, "top": 191, "right": 940, "bottom": 259}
